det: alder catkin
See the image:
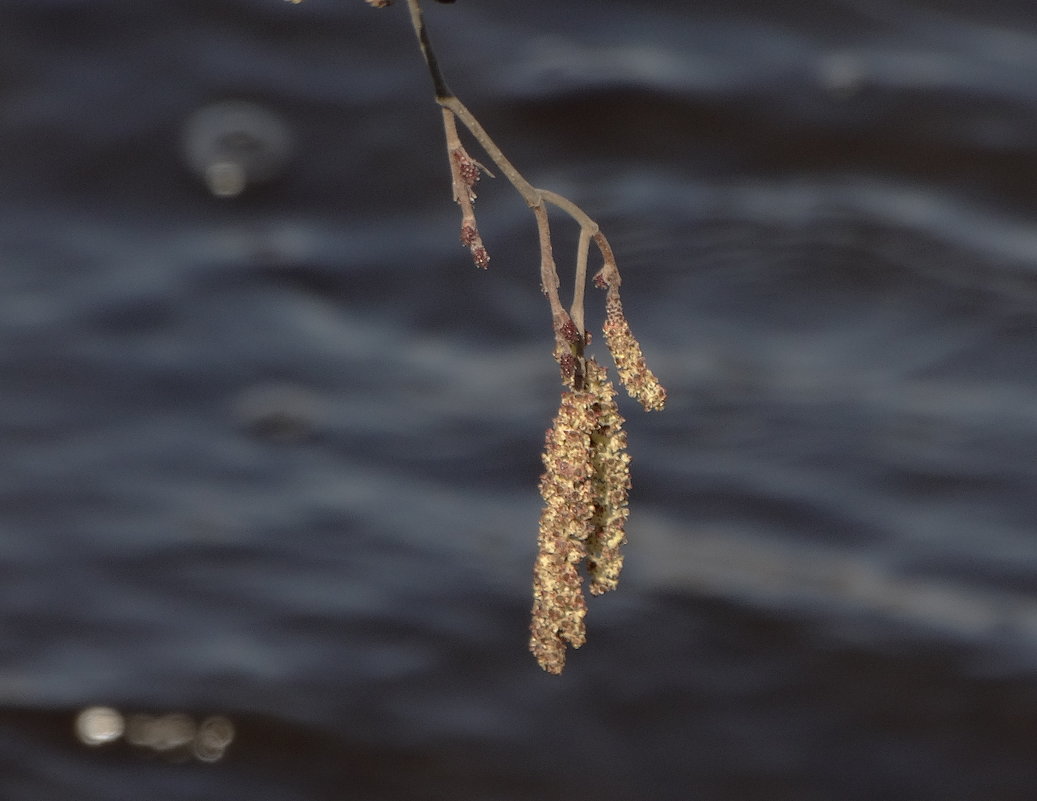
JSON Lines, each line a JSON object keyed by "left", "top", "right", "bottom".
{"left": 602, "top": 286, "right": 667, "bottom": 412}
{"left": 352, "top": 0, "right": 669, "bottom": 673}
{"left": 584, "top": 360, "right": 631, "bottom": 595}
{"left": 529, "top": 358, "right": 633, "bottom": 672}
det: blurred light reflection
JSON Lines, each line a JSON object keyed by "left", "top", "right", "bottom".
{"left": 194, "top": 715, "right": 236, "bottom": 762}
{"left": 181, "top": 100, "right": 293, "bottom": 198}
{"left": 126, "top": 712, "right": 197, "bottom": 752}
{"left": 75, "top": 706, "right": 235, "bottom": 762}
{"left": 75, "top": 706, "right": 124, "bottom": 746}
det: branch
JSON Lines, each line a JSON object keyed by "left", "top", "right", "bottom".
{"left": 365, "top": 0, "right": 666, "bottom": 674}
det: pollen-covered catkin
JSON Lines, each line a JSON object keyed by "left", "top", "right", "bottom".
{"left": 583, "top": 360, "right": 631, "bottom": 595}
{"left": 529, "top": 388, "right": 597, "bottom": 673}
{"left": 529, "top": 358, "right": 634, "bottom": 672}
{"left": 602, "top": 286, "right": 667, "bottom": 412}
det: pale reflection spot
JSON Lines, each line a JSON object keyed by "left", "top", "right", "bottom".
{"left": 126, "top": 712, "right": 196, "bottom": 752}
{"left": 193, "top": 715, "right": 236, "bottom": 762}
{"left": 818, "top": 51, "right": 867, "bottom": 98}
{"left": 205, "top": 161, "right": 248, "bottom": 198}
{"left": 182, "top": 100, "right": 293, "bottom": 198}
{"left": 75, "top": 706, "right": 124, "bottom": 746}
{"left": 78, "top": 707, "right": 236, "bottom": 762}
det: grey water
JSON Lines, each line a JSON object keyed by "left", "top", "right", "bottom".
{"left": 3, "top": 0, "right": 1037, "bottom": 798}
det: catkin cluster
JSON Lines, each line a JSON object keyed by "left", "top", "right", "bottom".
{"left": 357, "top": 0, "right": 667, "bottom": 675}
{"left": 529, "top": 280, "right": 666, "bottom": 673}
{"left": 530, "top": 358, "right": 630, "bottom": 674}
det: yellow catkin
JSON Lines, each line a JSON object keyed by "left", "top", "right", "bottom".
{"left": 584, "top": 360, "right": 631, "bottom": 595}
{"left": 602, "top": 287, "right": 667, "bottom": 412}
{"left": 529, "top": 359, "right": 635, "bottom": 672}
{"left": 529, "top": 389, "right": 597, "bottom": 673}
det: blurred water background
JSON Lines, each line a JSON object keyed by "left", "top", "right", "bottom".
{"left": 3, "top": 0, "right": 1037, "bottom": 798}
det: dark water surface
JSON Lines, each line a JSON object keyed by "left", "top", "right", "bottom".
{"left": 3, "top": 0, "right": 1037, "bottom": 798}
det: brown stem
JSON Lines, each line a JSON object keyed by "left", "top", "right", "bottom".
{"left": 532, "top": 204, "right": 564, "bottom": 321}
{"left": 405, "top": 0, "right": 622, "bottom": 354}
{"left": 571, "top": 227, "right": 591, "bottom": 336}
{"left": 439, "top": 95, "right": 540, "bottom": 206}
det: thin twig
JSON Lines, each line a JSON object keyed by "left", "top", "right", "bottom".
{"left": 438, "top": 96, "right": 541, "bottom": 206}
{"left": 404, "top": 0, "right": 611, "bottom": 314}
{"left": 532, "top": 204, "right": 564, "bottom": 322}
{"left": 405, "top": 0, "right": 451, "bottom": 98}
{"left": 592, "top": 230, "right": 621, "bottom": 287}
{"left": 571, "top": 227, "right": 591, "bottom": 335}
{"left": 442, "top": 107, "right": 489, "bottom": 267}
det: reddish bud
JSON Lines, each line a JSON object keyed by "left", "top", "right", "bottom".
{"left": 453, "top": 149, "right": 480, "bottom": 188}
{"left": 558, "top": 353, "right": 576, "bottom": 382}
{"left": 559, "top": 318, "right": 581, "bottom": 346}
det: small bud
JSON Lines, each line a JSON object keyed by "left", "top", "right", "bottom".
{"left": 557, "top": 352, "right": 576, "bottom": 383}
{"left": 452, "top": 148, "right": 481, "bottom": 197}
{"left": 471, "top": 245, "right": 490, "bottom": 269}
{"left": 559, "top": 317, "right": 582, "bottom": 346}
{"left": 459, "top": 223, "right": 489, "bottom": 268}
